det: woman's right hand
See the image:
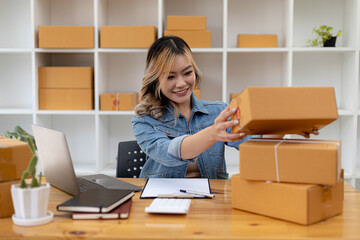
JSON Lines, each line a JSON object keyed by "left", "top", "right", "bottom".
{"left": 210, "top": 105, "right": 246, "bottom": 143}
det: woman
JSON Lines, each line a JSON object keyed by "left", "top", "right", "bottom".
{"left": 132, "top": 36, "right": 253, "bottom": 179}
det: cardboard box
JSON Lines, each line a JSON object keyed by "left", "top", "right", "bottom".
{"left": 100, "top": 26, "right": 156, "bottom": 48}
{"left": 39, "top": 67, "right": 94, "bottom": 110}
{"left": 237, "top": 34, "right": 277, "bottom": 48}
{"left": 39, "top": 67, "right": 94, "bottom": 89}
{"left": 100, "top": 92, "right": 139, "bottom": 111}
{"left": 0, "top": 137, "right": 32, "bottom": 182}
{"left": 39, "top": 89, "right": 94, "bottom": 110}
{"left": 240, "top": 138, "right": 341, "bottom": 185}
{"left": 164, "top": 30, "right": 211, "bottom": 48}
{"left": 0, "top": 180, "right": 18, "bottom": 218}
{"left": 167, "top": 16, "right": 206, "bottom": 30}
{"left": 193, "top": 88, "right": 200, "bottom": 99}
{"left": 229, "top": 87, "right": 338, "bottom": 135}
{"left": 39, "top": 26, "right": 94, "bottom": 49}
{"left": 230, "top": 93, "right": 240, "bottom": 101}
{"left": 232, "top": 173, "right": 344, "bottom": 225}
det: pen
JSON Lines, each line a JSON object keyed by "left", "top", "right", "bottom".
{"left": 157, "top": 194, "right": 195, "bottom": 198}
{"left": 179, "top": 189, "right": 215, "bottom": 198}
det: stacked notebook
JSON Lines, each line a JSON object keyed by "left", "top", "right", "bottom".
{"left": 57, "top": 189, "right": 134, "bottom": 220}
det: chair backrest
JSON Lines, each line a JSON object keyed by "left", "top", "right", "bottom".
{"left": 116, "top": 140, "right": 146, "bottom": 178}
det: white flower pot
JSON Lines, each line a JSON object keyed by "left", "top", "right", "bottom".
{"left": 11, "top": 182, "right": 53, "bottom": 226}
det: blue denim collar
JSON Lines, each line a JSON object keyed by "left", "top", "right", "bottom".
{"left": 162, "top": 93, "right": 209, "bottom": 122}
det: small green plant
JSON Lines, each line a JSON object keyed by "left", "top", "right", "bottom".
{"left": 307, "top": 25, "right": 342, "bottom": 47}
{"left": 5, "top": 125, "right": 42, "bottom": 188}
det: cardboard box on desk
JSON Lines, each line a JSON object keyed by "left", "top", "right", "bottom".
{"left": 231, "top": 172, "right": 344, "bottom": 225}
{"left": 238, "top": 34, "right": 277, "bottom": 48}
{"left": 0, "top": 137, "right": 32, "bottom": 182}
{"left": 164, "top": 30, "right": 211, "bottom": 48}
{"left": 100, "top": 26, "right": 156, "bottom": 48}
{"left": 229, "top": 87, "right": 338, "bottom": 135}
{"left": 100, "top": 92, "right": 139, "bottom": 111}
{"left": 240, "top": 138, "right": 341, "bottom": 185}
{"left": 39, "top": 26, "right": 94, "bottom": 48}
{"left": 0, "top": 180, "right": 18, "bottom": 218}
{"left": 167, "top": 16, "right": 207, "bottom": 30}
{"left": 39, "top": 67, "right": 94, "bottom": 110}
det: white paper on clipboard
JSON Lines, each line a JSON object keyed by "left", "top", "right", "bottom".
{"left": 140, "top": 178, "right": 211, "bottom": 198}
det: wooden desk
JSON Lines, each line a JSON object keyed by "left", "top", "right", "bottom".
{"left": 0, "top": 179, "right": 359, "bottom": 239}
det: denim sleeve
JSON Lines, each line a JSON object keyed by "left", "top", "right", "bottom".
{"left": 132, "top": 117, "right": 191, "bottom": 167}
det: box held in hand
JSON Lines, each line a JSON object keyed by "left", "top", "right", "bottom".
{"left": 229, "top": 87, "right": 338, "bottom": 135}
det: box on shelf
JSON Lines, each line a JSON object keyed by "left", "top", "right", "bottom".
{"left": 229, "top": 87, "right": 338, "bottom": 135}
{"left": 193, "top": 88, "right": 200, "bottom": 99}
{"left": 237, "top": 34, "right": 277, "bottom": 48}
{"left": 100, "top": 26, "right": 156, "bottom": 48}
{"left": 39, "top": 67, "right": 94, "bottom": 89}
{"left": 0, "top": 137, "right": 32, "bottom": 182}
{"left": 167, "top": 16, "right": 207, "bottom": 30}
{"left": 39, "top": 67, "right": 94, "bottom": 110}
{"left": 39, "top": 89, "right": 94, "bottom": 110}
{"left": 39, "top": 26, "right": 94, "bottom": 49}
{"left": 232, "top": 172, "right": 344, "bottom": 225}
{"left": 164, "top": 30, "right": 211, "bottom": 48}
{"left": 240, "top": 138, "right": 341, "bottom": 185}
{"left": 100, "top": 92, "right": 139, "bottom": 111}
{"left": 0, "top": 180, "right": 18, "bottom": 218}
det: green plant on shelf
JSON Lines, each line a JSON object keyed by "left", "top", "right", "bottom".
{"left": 307, "top": 25, "right": 342, "bottom": 47}
{"left": 5, "top": 125, "right": 42, "bottom": 188}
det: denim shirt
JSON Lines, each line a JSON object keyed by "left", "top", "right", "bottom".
{"left": 131, "top": 94, "right": 253, "bottom": 179}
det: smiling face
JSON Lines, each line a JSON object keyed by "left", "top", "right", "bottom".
{"left": 160, "top": 54, "right": 195, "bottom": 110}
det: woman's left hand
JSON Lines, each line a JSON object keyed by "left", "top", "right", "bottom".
{"left": 210, "top": 105, "right": 247, "bottom": 142}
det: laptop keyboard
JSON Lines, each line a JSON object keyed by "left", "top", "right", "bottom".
{"left": 77, "top": 177, "right": 105, "bottom": 193}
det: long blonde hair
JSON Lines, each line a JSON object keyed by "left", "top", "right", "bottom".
{"left": 135, "top": 36, "right": 202, "bottom": 120}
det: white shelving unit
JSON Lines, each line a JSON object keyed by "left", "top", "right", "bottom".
{"left": 1, "top": 0, "right": 359, "bottom": 187}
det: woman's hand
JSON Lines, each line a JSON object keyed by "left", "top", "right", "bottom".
{"left": 210, "top": 105, "right": 247, "bottom": 142}
{"left": 300, "top": 129, "right": 320, "bottom": 138}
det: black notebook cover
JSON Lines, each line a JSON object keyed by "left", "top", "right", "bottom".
{"left": 72, "top": 198, "right": 132, "bottom": 220}
{"left": 57, "top": 189, "right": 134, "bottom": 213}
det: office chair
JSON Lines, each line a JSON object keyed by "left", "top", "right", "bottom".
{"left": 116, "top": 140, "right": 146, "bottom": 178}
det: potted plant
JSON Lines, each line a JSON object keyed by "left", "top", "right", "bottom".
{"left": 5, "top": 125, "right": 53, "bottom": 226}
{"left": 307, "top": 25, "right": 342, "bottom": 47}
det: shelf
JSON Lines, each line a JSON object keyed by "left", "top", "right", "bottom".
{"left": 35, "top": 110, "right": 96, "bottom": 115}
{"left": 98, "top": 111, "right": 135, "bottom": 116}
{"left": 0, "top": 0, "right": 359, "bottom": 184}
{"left": 292, "top": 47, "right": 356, "bottom": 53}
{"left": 227, "top": 48, "right": 289, "bottom": 53}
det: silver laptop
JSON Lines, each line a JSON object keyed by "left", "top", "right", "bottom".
{"left": 32, "top": 124, "right": 142, "bottom": 196}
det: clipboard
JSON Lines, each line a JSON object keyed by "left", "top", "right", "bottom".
{"left": 140, "top": 178, "right": 212, "bottom": 199}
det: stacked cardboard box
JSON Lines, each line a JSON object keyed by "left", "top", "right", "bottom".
{"left": 237, "top": 34, "right": 277, "bottom": 48}
{"left": 100, "top": 92, "right": 139, "bottom": 111}
{"left": 39, "top": 67, "right": 94, "bottom": 110}
{"left": 164, "top": 16, "right": 211, "bottom": 48}
{"left": 100, "top": 26, "right": 156, "bottom": 48}
{"left": 39, "top": 26, "right": 94, "bottom": 48}
{"left": 230, "top": 87, "right": 343, "bottom": 225}
{"left": 0, "top": 137, "right": 32, "bottom": 218}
